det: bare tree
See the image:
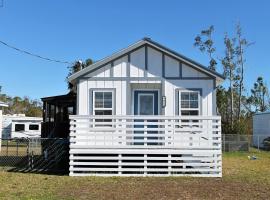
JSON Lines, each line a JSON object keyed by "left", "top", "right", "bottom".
{"left": 194, "top": 25, "right": 217, "bottom": 71}
{"left": 222, "top": 34, "right": 237, "bottom": 128}
{"left": 235, "top": 23, "right": 252, "bottom": 120}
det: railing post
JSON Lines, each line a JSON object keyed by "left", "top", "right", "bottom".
{"left": 144, "top": 119, "right": 147, "bottom": 146}
{"left": 118, "top": 154, "right": 122, "bottom": 175}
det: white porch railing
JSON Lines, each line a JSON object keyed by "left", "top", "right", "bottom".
{"left": 69, "top": 115, "right": 221, "bottom": 149}
{"left": 69, "top": 115, "right": 222, "bottom": 177}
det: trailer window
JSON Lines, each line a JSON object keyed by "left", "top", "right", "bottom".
{"left": 15, "top": 124, "right": 25, "bottom": 132}
{"left": 29, "top": 124, "right": 39, "bottom": 130}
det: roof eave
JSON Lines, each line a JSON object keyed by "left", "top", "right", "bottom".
{"left": 68, "top": 38, "right": 225, "bottom": 82}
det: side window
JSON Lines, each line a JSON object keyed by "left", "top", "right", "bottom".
{"left": 29, "top": 124, "right": 39, "bottom": 131}
{"left": 179, "top": 91, "right": 200, "bottom": 116}
{"left": 15, "top": 124, "right": 25, "bottom": 132}
{"left": 93, "top": 91, "right": 113, "bottom": 115}
{"left": 93, "top": 90, "right": 114, "bottom": 126}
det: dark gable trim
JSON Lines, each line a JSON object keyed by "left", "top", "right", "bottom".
{"left": 127, "top": 53, "right": 130, "bottom": 77}
{"left": 79, "top": 77, "right": 214, "bottom": 81}
{"left": 110, "top": 61, "right": 114, "bottom": 77}
{"left": 144, "top": 45, "right": 148, "bottom": 77}
{"left": 147, "top": 43, "right": 216, "bottom": 80}
{"left": 145, "top": 45, "right": 148, "bottom": 70}
{"left": 165, "top": 77, "right": 213, "bottom": 80}
{"left": 213, "top": 79, "right": 216, "bottom": 90}
{"left": 80, "top": 45, "right": 145, "bottom": 79}
{"left": 77, "top": 41, "right": 221, "bottom": 81}
{"left": 162, "top": 53, "right": 165, "bottom": 78}
{"left": 70, "top": 39, "right": 224, "bottom": 82}
{"left": 143, "top": 38, "right": 225, "bottom": 80}
{"left": 179, "top": 61, "right": 183, "bottom": 78}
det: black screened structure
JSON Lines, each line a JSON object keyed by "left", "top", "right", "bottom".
{"left": 41, "top": 92, "right": 76, "bottom": 138}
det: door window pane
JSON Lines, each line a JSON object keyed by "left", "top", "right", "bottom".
{"left": 139, "top": 95, "right": 154, "bottom": 115}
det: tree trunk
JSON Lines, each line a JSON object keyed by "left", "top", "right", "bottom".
{"left": 237, "top": 43, "right": 244, "bottom": 121}
{"left": 230, "top": 69, "right": 234, "bottom": 129}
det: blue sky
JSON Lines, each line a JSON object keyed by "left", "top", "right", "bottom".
{"left": 0, "top": 0, "right": 269, "bottom": 100}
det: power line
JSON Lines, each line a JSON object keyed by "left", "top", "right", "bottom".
{"left": 0, "top": 39, "right": 73, "bottom": 64}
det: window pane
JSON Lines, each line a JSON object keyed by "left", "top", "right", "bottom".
{"left": 104, "top": 92, "right": 112, "bottom": 108}
{"left": 190, "top": 92, "right": 198, "bottom": 100}
{"left": 139, "top": 95, "right": 153, "bottom": 115}
{"left": 29, "top": 124, "right": 39, "bottom": 130}
{"left": 67, "top": 106, "right": 74, "bottom": 115}
{"left": 50, "top": 105, "right": 55, "bottom": 122}
{"left": 181, "top": 110, "right": 199, "bottom": 116}
{"left": 181, "top": 111, "right": 190, "bottom": 116}
{"left": 181, "top": 92, "right": 189, "bottom": 100}
{"left": 94, "top": 92, "right": 104, "bottom": 108}
{"left": 181, "top": 101, "right": 189, "bottom": 108}
{"left": 190, "top": 101, "right": 198, "bottom": 108}
{"left": 95, "top": 110, "right": 112, "bottom": 115}
{"left": 15, "top": 124, "right": 25, "bottom": 132}
{"left": 189, "top": 110, "right": 199, "bottom": 115}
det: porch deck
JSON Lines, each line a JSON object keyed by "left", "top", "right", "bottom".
{"left": 69, "top": 115, "right": 222, "bottom": 177}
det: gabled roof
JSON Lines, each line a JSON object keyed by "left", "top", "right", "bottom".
{"left": 68, "top": 38, "right": 225, "bottom": 82}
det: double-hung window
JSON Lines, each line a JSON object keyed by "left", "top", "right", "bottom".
{"left": 93, "top": 90, "right": 114, "bottom": 126}
{"left": 179, "top": 90, "right": 200, "bottom": 116}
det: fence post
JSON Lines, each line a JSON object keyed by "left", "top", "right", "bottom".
{"left": 31, "top": 150, "right": 34, "bottom": 169}
{"left": 6, "top": 140, "right": 8, "bottom": 156}
{"left": 16, "top": 140, "right": 18, "bottom": 156}
{"left": 223, "top": 134, "right": 225, "bottom": 152}
{"left": 257, "top": 135, "right": 260, "bottom": 151}
{"left": 27, "top": 141, "right": 31, "bottom": 169}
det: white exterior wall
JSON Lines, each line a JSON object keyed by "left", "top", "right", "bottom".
{"left": 253, "top": 113, "right": 270, "bottom": 148}
{"left": 76, "top": 46, "right": 216, "bottom": 116}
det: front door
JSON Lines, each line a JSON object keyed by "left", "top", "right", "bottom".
{"left": 134, "top": 91, "right": 158, "bottom": 145}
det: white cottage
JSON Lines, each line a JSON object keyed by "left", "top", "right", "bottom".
{"left": 68, "top": 38, "right": 224, "bottom": 177}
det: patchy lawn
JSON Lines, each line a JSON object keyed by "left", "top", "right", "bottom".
{"left": 0, "top": 149, "right": 269, "bottom": 200}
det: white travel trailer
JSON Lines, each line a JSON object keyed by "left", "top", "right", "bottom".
{"left": 0, "top": 101, "right": 8, "bottom": 150}
{"left": 2, "top": 114, "right": 42, "bottom": 139}
{"left": 67, "top": 38, "right": 225, "bottom": 177}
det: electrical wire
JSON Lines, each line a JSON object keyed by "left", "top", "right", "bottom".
{"left": 0, "top": 39, "right": 72, "bottom": 64}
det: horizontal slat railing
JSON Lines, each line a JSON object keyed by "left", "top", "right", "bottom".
{"left": 69, "top": 115, "right": 222, "bottom": 177}
{"left": 69, "top": 115, "right": 221, "bottom": 149}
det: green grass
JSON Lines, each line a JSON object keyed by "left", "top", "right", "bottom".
{"left": 0, "top": 149, "right": 269, "bottom": 200}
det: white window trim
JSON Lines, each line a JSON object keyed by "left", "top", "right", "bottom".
{"left": 179, "top": 90, "right": 200, "bottom": 116}
{"left": 132, "top": 89, "right": 160, "bottom": 115}
{"left": 93, "top": 90, "right": 114, "bottom": 115}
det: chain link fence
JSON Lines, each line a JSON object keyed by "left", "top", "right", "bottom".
{"left": 0, "top": 138, "right": 69, "bottom": 174}
{"left": 222, "top": 134, "right": 270, "bottom": 152}
{"left": 0, "top": 134, "right": 269, "bottom": 174}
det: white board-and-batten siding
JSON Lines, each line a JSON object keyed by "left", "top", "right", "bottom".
{"left": 77, "top": 46, "right": 216, "bottom": 116}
